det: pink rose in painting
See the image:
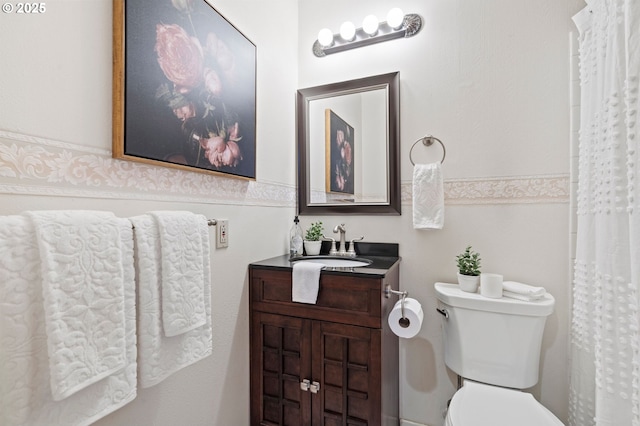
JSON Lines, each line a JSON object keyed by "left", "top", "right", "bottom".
{"left": 155, "top": 24, "right": 204, "bottom": 93}
{"left": 336, "top": 129, "right": 345, "bottom": 147}
{"left": 205, "top": 32, "right": 236, "bottom": 82}
{"left": 220, "top": 141, "right": 241, "bottom": 167}
{"left": 203, "top": 68, "right": 223, "bottom": 97}
{"left": 341, "top": 141, "right": 352, "bottom": 166}
{"left": 173, "top": 103, "right": 196, "bottom": 122}
{"left": 200, "top": 136, "right": 225, "bottom": 167}
{"left": 199, "top": 122, "right": 243, "bottom": 168}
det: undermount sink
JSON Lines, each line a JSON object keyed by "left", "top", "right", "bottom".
{"left": 292, "top": 256, "right": 372, "bottom": 268}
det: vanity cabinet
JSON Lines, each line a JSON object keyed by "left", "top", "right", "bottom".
{"left": 249, "top": 257, "right": 400, "bottom": 426}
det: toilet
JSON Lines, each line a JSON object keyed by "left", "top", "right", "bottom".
{"left": 434, "top": 282, "right": 563, "bottom": 426}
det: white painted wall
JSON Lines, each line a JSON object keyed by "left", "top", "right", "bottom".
{"left": 298, "top": 0, "right": 585, "bottom": 424}
{"left": 0, "top": 0, "right": 586, "bottom": 425}
{"left": 0, "top": 1, "right": 298, "bottom": 425}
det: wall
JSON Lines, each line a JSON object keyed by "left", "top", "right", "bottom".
{"left": 0, "top": 0, "right": 298, "bottom": 425}
{"left": 1, "top": 0, "right": 587, "bottom": 425}
{"left": 298, "top": 0, "right": 585, "bottom": 424}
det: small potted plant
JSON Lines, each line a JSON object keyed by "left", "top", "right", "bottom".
{"left": 455, "top": 245, "right": 481, "bottom": 292}
{"left": 303, "top": 221, "right": 324, "bottom": 255}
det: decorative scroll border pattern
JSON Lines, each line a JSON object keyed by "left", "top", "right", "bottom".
{"left": 402, "top": 175, "right": 570, "bottom": 205}
{"left": 0, "top": 131, "right": 293, "bottom": 206}
{"left": 0, "top": 130, "right": 569, "bottom": 206}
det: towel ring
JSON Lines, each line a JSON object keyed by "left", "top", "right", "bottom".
{"left": 409, "top": 135, "right": 446, "bottom": 166}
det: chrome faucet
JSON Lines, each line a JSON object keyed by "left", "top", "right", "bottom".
{"left": 333, "top": 223, "right": 347, "bottom": 255}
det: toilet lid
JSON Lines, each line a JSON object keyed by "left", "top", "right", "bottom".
{"left": 446, "top": 381, "right": 563, "bottom": 426}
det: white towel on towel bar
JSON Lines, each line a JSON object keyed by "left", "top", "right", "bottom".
{"left": 131, "top": 214, "right": 212, "bottom": 388}
{"left": 26, "top": 210, "right": 128, "bottom": 401}
{"left": 0, "top": 214, "right": 137, "bottom": 426}
{"left": 412, "top": 163, "right": 445, "bottom": 229}
{"left": 150, "top": 211, "right": 207, "bottom": 337}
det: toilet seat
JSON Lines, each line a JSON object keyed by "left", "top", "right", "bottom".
{"left": 445, "top": 381, "right": 563, "bottom": 426}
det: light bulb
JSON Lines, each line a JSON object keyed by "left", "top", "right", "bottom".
{"left": 339, "top": 21, "right": 356, "bottom": 41}
{"left": 386, "top": 8, "right": 404, "bottom": 29}
{"left": 317, "top": 28, "right": 334, "bottom": 47}
{"left": 362, "top": 14, "right": 379, "bottom": 36}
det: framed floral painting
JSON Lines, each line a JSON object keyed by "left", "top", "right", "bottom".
{"left": 325, "top": 109, "right": 354, "bottom": 195}
{"left": 113, "top": 0, "right": 256, "bottom": 179}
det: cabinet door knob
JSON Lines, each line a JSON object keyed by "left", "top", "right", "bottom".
{"left": 309, "top": 381, "right": 320, "bottom": 394}
{"left": 300, "top": 379, "right": 310, "bottom": 391}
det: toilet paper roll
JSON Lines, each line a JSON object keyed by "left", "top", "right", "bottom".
{"left": 388, "top": 297, "right": 423, "bottom": 338}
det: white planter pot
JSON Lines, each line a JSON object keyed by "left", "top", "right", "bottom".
{"left": 304, "top": 240, "right": 322, "bottom": 256}
{"left": 457, "top": 273, "right": 480, "bottom": 293}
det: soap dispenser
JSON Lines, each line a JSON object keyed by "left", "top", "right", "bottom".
{"left": 289, "top": 216, "right": 303, "bottom": 257}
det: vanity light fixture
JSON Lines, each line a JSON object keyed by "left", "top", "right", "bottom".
{"left": 313, "top": 8, "right": 423, "bottom": 57}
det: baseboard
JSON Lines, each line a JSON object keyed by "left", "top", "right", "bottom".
{"left": 400, "top": 419, "right": 430, "bottom": 426}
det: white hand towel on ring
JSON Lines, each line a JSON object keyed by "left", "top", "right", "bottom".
{"left": 412, "top": 163, "right": 444, "bottom": 229}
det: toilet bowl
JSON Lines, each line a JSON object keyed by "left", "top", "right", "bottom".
{"left": 444, "top": 380, "right": 563, "bottom": 426}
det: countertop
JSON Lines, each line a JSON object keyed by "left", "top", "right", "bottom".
{"left": 249, "top": 242, "right": 401, "bottom": 277}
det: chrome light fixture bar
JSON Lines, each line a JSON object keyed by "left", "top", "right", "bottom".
{"left": 313, "top": 10, "right": 423, "bottom": 58}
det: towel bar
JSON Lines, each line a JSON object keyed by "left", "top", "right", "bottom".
{"left": 409, "top": 135, "right": 446, "bottom": 165}
{"left": 131, "top": 218, "right": 217, "bottom": 229}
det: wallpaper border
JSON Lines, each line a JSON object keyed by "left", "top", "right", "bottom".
{"left": 0, "top": 130, "right": 569, "bottom": 206}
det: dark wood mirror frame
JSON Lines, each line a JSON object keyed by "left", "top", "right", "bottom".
{"left": 296, "top": 72, "right": 401, "bottom": 215}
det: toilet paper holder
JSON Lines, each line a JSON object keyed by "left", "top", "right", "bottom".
{"left": 384, "top": 284, "right": 409, "bottom": 320}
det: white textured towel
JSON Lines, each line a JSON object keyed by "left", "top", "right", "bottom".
{"left": 131, "top": 214, "right": 212, "bottom": 388}
{"left": 26, "top": 210, "right": 128, "bottom": 401}
{"left": 0, "top": 214, "right": 137, "bottom": 426}
{"left": 502, "top": 291, "right": 546, "bottom": 302}
{"left": 502, "top": 281, "right": 547, "bottom": 299}
{"left": 150, "top": 211, "right": 207, "bottom": 337}
{"left": 412, "top": 163, "right": 444, "bottom": 229}
{"left": 292, "top": 262, "right": 324, "bottom": 304}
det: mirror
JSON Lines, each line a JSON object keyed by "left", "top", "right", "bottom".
{"left": 296, "top": 72, "right": 400, "bottom": 215}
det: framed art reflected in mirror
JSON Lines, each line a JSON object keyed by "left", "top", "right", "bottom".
{"left": 325, "top": 109, "right": 355, "bottom": 196}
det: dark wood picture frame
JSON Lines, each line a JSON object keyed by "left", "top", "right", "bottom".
{"left": 113, "top": 0, "right": 256, "bottom": 179}
{"left": 296, "top": 72, "right": 401, "bottom": 215}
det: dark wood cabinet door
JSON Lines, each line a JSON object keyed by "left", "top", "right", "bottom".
{"left": 251, "top": 312, "right": 312, "bottom": 426}
{"left": 311, "top": 321, "right": 381, "bottom": 426}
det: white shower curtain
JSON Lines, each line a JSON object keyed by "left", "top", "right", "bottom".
{"left": 570, "top": 1, "right": 640, "bottom": 425}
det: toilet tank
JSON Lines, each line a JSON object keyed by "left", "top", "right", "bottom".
{"left": 434, "top": 282, "right": 555, "bottom": 389}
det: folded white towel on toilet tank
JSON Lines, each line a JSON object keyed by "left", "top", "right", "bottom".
{"left": 502, "top": 281, "right": 547, "bottom": 301}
